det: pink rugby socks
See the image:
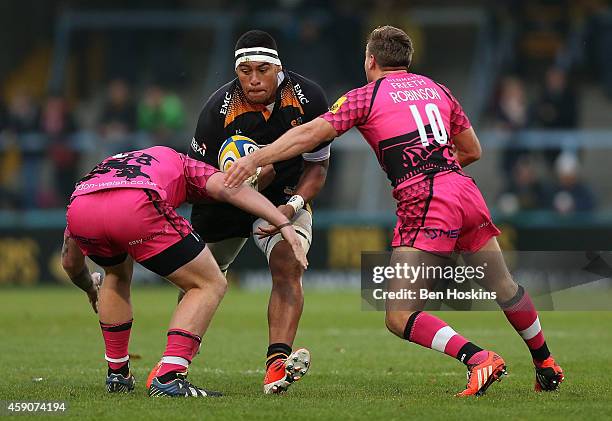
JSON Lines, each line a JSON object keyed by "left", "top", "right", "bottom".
{"left": 403, "top": 311, "right": 486, "bottom": 365}
{"left": 156, "top": 329, "right": 202, "bottom": 379}
{"left": 100, "top": 319, "right": 133, "bottom": 375}
{"left": 499, "top": 285, "right": 551, "bottom": 363}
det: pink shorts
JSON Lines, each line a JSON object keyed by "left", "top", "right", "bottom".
{"left": 66, "top": 188, "right": 203, "bottom": 276}
{"left": 392, "top": 172, "right": 500, "bottom": 254}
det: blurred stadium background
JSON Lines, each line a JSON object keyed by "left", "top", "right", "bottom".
{"left": 1, "top": 0, "right": 612, "bottom": 288}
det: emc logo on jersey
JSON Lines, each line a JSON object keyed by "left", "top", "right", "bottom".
{"left": 293, "top": 83, "right": 309, "bottom": 104}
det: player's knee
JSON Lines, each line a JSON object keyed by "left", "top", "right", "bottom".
{"left": 208, "top": 272, "right": 228, "bottom": 297}
{"left": 491, "top": 276, "right": 519, "bottom": 303}
{"left": 207, "top": 272, "right": 228, "bottom": 297}
{"left": 384, "top": 312, "right": 402, "bottom": 336}
{"left": 269, "top": 243, "right": 304, "bottom": 284}
{"left": 269, "top": 257, "right": 303, "bottom": 288}
{"left": 183, "top": 272, "right": 227, "bottom": 297}
{"left": 385, "top": 311, "right": 416, "bottom": 338}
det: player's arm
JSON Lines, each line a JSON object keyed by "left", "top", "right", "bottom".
{"left": 282, "top": 81, "right": 331, "bottom": 217}
{"left": 226, "top": 86, "right": 369, "bottom": 187}
{"left": 260, "top": 118, "right": 336, "bottom": 168}
{"left": 437, "top": 82, "right": 480, "bottom": 167}
{"left": 205, "top": 172, "right": 308, "bottom": 269}
{"left": 453, "top": 127, "right": 482, "bottom": 167}
{"left": 296, "top": 159, "right": 329, "bottom": 203}
{"left": 225, "top": 117, "right": 337, "bottom": 188}
{"left": 61, "top": 235, "right": 102, "bottom": 313}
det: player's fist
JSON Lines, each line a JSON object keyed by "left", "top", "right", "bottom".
{"left": 87, "top": 272, "right": 102, "bottom": 314}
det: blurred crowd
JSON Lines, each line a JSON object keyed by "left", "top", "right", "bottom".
{"left": 1, "top": 0, "right": 611, "bottom": 214}
{"left": 0, "top": 81, "right": 185, "bottom": 209}
{"left": 481, "top": 0, "right": 612, "bottom": 216}
{"left": 492, "top": 67, "right": 595, "bottom": 216}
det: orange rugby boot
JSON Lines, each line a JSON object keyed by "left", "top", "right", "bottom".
{"left": 534, "top": 356, "right": 564, "bottom": 392}
{"left": 263, "top": 348, "right": 310, "bottom": 394}
{"left": 456, "top": 351, "right": 507, "bottom": 397}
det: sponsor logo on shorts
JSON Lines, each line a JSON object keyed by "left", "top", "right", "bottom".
{"left": 129, "top": 226, "right": 168, "bottom": 246}
{"left": 423, "top": 227, "right": 460, "bottom": 240}
{"left": 329, "top": 96, "right": 347, "bottom": 114}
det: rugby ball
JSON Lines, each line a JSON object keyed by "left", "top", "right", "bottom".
{"left": 218, "top": 135, "right": 260, "bottom": 172}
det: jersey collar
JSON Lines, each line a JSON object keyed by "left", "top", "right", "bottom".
{"left": 266, "top": 71, "right": 287, "bottom": 112}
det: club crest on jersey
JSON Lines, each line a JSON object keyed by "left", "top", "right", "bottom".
{"left": 330, "top": 96, "right": 347, "bottom": 114}
{"left": 402, "top": 139, "right": 437, "bottom": 168}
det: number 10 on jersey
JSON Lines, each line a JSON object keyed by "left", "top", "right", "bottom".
{"left": 409, "top": 103, "right": 448, "bottom": 147}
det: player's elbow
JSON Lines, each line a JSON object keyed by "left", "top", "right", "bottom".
{"left": 204, "top": 172, "right": 228, "bottom": 202}
{"left": 457, "top": 141, "right": 481, "bottom": 166}
{"left": 468, "top": 143, "right": 481, "bottom": 162}
{"left": 454, "top": 128, "right": 482, "bottom": 165}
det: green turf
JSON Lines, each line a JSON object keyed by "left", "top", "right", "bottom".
{"left": 1, "top": 286, "right": 611, "bottom": 420}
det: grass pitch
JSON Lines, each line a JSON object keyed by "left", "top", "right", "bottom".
{"left": 1, "top": 286, "right": 611, "bottom": 420}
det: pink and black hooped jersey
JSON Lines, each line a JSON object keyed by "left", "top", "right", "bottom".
{"left": 71, "top": 146, "right": 218, "bottom": 207}
{"left": 321, "top": 71, "right": 471, "bottom": 191}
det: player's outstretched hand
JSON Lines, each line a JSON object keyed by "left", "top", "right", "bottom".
{"left": 87, "top": 272, "right": 102, "bottom": 313}
{"left": 224, "top": 156, "right": 258, "bottom": 188}
{"left": 279, "top": 225, "right": 308, "bottom": 270}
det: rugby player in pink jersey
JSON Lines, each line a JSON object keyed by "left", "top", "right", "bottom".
{"left": 61, "top": 146, "right": 307, "bottom": 397}
{"left": 225, "top": 26, "right": 564, "bottom": 396}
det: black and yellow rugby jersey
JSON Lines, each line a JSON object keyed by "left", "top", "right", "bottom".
{"left": 188, "top": 70, "right": 329, "bottom": 241}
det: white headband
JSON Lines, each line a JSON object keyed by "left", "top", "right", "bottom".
{"left": 235, "top": 47, "right": 282, "bottom": 69}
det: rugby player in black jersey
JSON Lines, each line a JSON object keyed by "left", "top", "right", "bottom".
{"left": 187, "top": 30, "right": 330, "bottom": 394}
